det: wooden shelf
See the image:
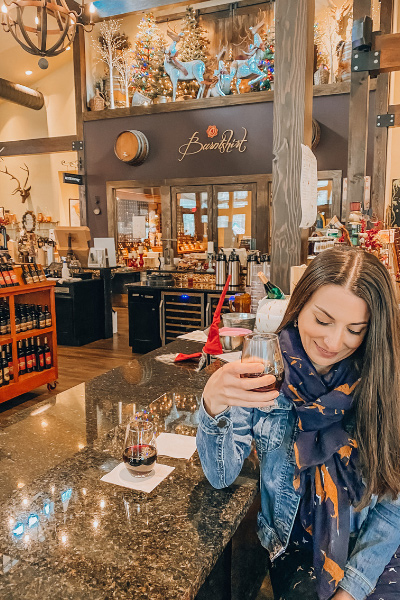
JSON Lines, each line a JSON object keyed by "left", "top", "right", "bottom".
{"left": 16, "top": 326, "right": 54, "bottom": 341}
{"left": 0, "top": 281, "right": 56, "bottom": 298}
{"left": 0, "top": 282, "right": 58, "bottom": 404}
{"left": 0, "top": 368, "right": 57, "bottom": 402}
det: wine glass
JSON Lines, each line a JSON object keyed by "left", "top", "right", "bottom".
{"left": 241, "top": 333, "right": 284, "bottom": 392}
{"left": 123, "top": 420, "right": 157, "bottom": 477}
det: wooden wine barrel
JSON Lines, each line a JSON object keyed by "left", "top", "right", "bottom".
{"left": 114, "top": 130, "right": 149, "bottom": 165}
{"left": 312, "top": 119, "right": 321, "bottom": 150}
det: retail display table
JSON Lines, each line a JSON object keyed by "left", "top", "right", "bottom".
{"left": 0, "top": 340, "right": 266, "bottom": 600}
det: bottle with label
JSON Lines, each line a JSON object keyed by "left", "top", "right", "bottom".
{"left": 15, "top": 305, "right": 21, "bottom": 334}
{"left": 6, "top": 344, "right": 13, "bottom": 380}
{"left": 31, "top": 338, "right": 37, "bottom": 371}
{"left": 61, "top": 260, "right": 70, "bottom": 279}
{"left": 38, "top": 305, "right": 46, "bottom": 329}
{"left": 22, "top": 264, "right": 33, "bottom": 285}
{"left": 20, "top": 305, "right": 27, "bottom": 332}
{"left": 0, "top": 308, "right": 7, "bottom": 336}
{"left": 36, "top": 263, "right": 47, "bottom": 283}
{"left": 17, "top": 340, "right": 26, "bottom": 375}
{"left": 26, "top": 339, "right": 33, "bottom": 373}
{"left": 25, "top": 304, "right": 33, "bottom": 330}
{"left": 29, "top": 263, "right": 40, "bottom": 284}
{"left": 4, "top": 257, "right": 19, "bottom": 286}
{"left": 2, "top": 349, "right": 10, "bottom": 385}
{"left": 0, "top": 261, "right": 12, "bottom": 287}
{"left": 43, "top": 336, "right": 52, "bottom": 369}
{"left": 36, "top": 336, "right": 45, "bottom": 372}
{"left": 44, "top": 305, "right": 52, "bottom": 328}
{"left": 5, "top": 303, "right": 10, "bottom": 334}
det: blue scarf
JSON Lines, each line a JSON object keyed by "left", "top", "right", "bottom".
{"left": 279, "top": 326, "right": 365, "bottom": 600}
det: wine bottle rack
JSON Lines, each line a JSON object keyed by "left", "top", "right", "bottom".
{"left": 0, "top": 281, "right": 58, "bottom": 403}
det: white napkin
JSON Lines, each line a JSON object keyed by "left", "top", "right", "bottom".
{"left": 101, "top": 462, "right": 174, "bottom": 493}
{"left": 156, "top": 433, "right": 197, "bottom": 459}
{"left": 214, "top": 351, "right": 242, "bottom": 363}
{"left": 178, "top": 330, "right": 208, "bottom": 342}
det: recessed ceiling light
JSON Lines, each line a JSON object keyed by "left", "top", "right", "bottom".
{"left": 25, "top": 70, "right": 33, "bottom": 75}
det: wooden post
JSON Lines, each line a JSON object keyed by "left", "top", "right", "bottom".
{"left": 270, "top": 0, "right": 315, "bottom": 293}
{"left": 371, "top": 0, "right": 393, "bottom": 222}
{"left": 73, "top": 26, "right": 88, "bottom": 227}
{"left": 344, "top": 0, "right": 372, "bottom": 222}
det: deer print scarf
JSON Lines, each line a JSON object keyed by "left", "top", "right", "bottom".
{"left": 279, "top": 326, "right": 365, "bottom": 600}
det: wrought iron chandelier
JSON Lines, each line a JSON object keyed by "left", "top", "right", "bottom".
{"left": 1, "top": 0, "right": 96, "bottom": 59}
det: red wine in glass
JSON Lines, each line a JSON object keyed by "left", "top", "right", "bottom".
{"left": 123, "top": 444, "right": 157, "bottom": 476}
{"left": 241, "top": 371, "right": 284, "bottom": 392}
{"left": 241, "top": 333, "right": 284, "bottom": 393}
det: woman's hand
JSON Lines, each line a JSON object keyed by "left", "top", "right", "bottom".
{"left": 203, "top": 360, "right": 280, "bottom": 417}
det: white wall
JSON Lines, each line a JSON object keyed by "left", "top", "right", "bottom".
{"left": 0, "top": 59, "right": 77, "bottom": 225}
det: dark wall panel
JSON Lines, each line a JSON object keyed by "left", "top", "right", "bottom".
{"left": 84, "top": 92, "right": 376, "bottom": 238}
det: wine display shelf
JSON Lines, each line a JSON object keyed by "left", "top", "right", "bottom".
{"left": 0, "top": 281, "right": 58, "bottom": 403}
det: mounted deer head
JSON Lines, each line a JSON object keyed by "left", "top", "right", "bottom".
{"left": 327, "top": 0, "right": 352, "bottom": 38}
{"left": 0, "top": 159, "right": 31, "bottom": 203}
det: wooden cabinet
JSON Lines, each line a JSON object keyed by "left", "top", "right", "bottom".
{"left": 0, "top": 281, "right": 58, "bottom": 403}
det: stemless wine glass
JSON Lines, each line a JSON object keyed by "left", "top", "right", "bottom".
{"left": 123, "top": 420, "right": 157, "bottom": 477}
{"left": 241, "top": 333, "right": 284, "bottom": 392}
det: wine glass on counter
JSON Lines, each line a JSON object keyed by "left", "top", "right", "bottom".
{"left": 123, "top": 420, "right": 157, "bottom": 477}
{"left": 241, "top": 333, "right": 284, "bottom": 392}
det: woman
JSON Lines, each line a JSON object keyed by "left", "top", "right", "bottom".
{"left": 196, "top": 246, "right": 400, "bottom": 600}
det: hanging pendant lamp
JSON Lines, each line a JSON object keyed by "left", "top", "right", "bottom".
{"left": 1, "top": 0, "right": 96, "bottom": 59}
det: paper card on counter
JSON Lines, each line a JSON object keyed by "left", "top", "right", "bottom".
{"left": 101, "top": 462, "right": 174, "bottom": 493}
{"left": 214, "top": 351, "right": 242, "bottom": 363}
{"left": 300, "top": 144, "right": 318, "bottom": 228}
{"left": 178, "top": 330, "right": 208, "bottom": 342}
{"left": 156, "top": 433, "right": 196, "bottom": 459}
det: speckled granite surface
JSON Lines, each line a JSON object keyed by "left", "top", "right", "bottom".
{"left": 0, "top": 341, "right": 259, "bottom": 600}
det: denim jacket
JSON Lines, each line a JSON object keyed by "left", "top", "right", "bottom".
{"left": 196, "top": 392, "right": 400, "bottom": 600}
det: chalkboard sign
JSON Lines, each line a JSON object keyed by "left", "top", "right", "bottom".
{"left": 391, "top": 179, "right": 400, "bottom": 227}
{"left": 63, "top": 173, "right": 83, "bottom": 185}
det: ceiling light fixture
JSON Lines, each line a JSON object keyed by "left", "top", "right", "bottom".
{"left": 1, "top": 1, "right": 96, "bottom": 63}
{"left": 25, "top": 70, "right": 33, "bottom": 75}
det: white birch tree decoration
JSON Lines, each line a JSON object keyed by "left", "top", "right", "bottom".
{"left": 93, "top": 19, "right": 127, "bottom": 109}
{"left": 115, "top": 48, "right": 133, "bottom": 107}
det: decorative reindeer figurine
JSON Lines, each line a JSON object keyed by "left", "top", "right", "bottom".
{"left": 328, "top": 0, "right": 352, "bottom": 38}
{"left": 0, "top": 159, "right": 31, "bottom": 203}
{"left": 164, "top": 30, "right": 206, "bottom": 102}
{"left": 206, "top": 47, "right": 234, "bottom": 97}
{"left": 229, "top": 21, "right": 266, "bottom": 94}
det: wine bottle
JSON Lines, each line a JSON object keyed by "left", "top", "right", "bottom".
{"left": 38, "top": 305, "right": 46, "bottom": 329}
{"left": 5, "top": 257, "right": 19, "bottom": 286}
{"left": 257, "top": 272, "right": 285, "bottom": 299}
{"left": 6, "top": 344, "right": 13, "bottom": 380}
{"left": 43, "top": 336, "right": 52, "bottom": 369}
{"left": 26, "top": 339, "right": 33, "bottom": 373}
{"left": 2, "top": 349, "right": 10, "bottom": 385}
{"left": 0, "top": 261, "right": 12, "bottom": 287}
{"left": 36, "top": 336, "right": 45, "bottom": 372}
{"left": 36, "top": 263, "right": 47, "bottom": 283}
{"left": 31, "top": 338, "right": 37, "bottom": 371}
{"left": 18, "top": 340, "right": 26, "bottom": 375}
{"left": 15, "top": 305, "right": 21, "bottom": 334}
{"left": 20, "top": 305, "right": 27, "bottom": 332}
{"left": 26, "top": 304, "right": 33, "bottom": 331}
{"left": 0, "top": 308, "right": 7, "bottom": 336}
{"left": 22, "top": 264, "right": 33, "bottom": 285}
{"left": 44, "top": 305, "right": 52, "bottom": 328}
{"left": 29, "top": 263, "right": 40, "bottom": 284}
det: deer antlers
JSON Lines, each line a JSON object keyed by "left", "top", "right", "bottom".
{"left": 0, "top": 159, "right": 31, "bottom": 203}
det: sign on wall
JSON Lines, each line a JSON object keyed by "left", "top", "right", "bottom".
{"left": 178, "top": 125, "right": 248, "bottom": 161}
{"left": 63, "top": 173, "right": 83, "bottom": 185}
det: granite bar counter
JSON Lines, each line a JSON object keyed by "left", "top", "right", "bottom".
{"left": 0, "top": 340, "right": 266, "bottom": 600}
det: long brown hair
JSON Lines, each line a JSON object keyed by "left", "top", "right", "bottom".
{"left": 278, "top": 246, "right": 400, "bottom": 509}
